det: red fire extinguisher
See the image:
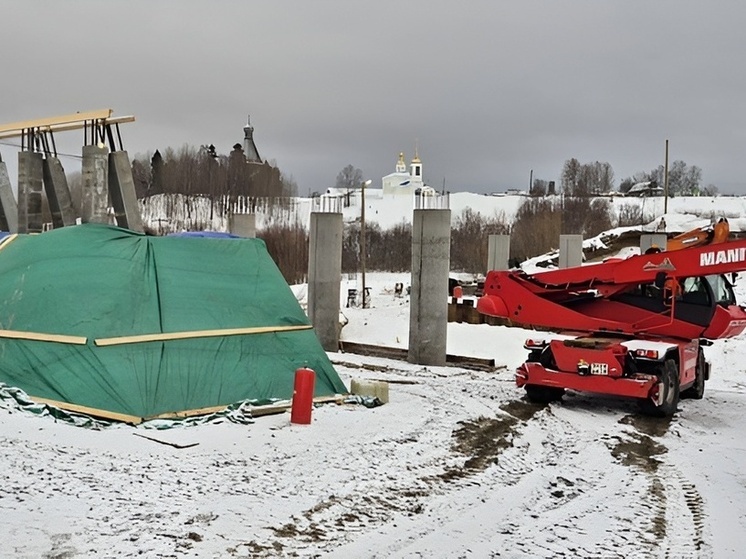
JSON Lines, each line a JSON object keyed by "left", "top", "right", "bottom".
{"left": 290, "top": 367, "right": 316, "bottom": 424}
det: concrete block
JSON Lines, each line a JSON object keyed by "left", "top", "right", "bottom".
{"left": 640, "top": 233, "right": 668, "bottom": 254}
{"left": 350, "top": 378, "right": 389, "bottom": 404}
{"left": 0, "top": 160, "right": 18, "bottom": 233}
{"left": 81, "top": 145, "right": 110, "bottom": 224}
{"left": 559, "top": 234, "right": 583, "bottom": 268}
{"left": 18, "top": 151, "right": 44, "bottom": 233}
{"left": 43, "top": 156, "right": 78, "bottom": 228}
{"left": 487, "top": 234, "right": 510, "bottom": 271}
{"left": 308, "top": 212, "right": 343, "bottom": 351}
{"left": 408, "top": 208, "right": 450, "bottom": 366}
{"left": 228, "top": 214, "right": 256, "bottom": 238}
{"left": 108, "top": 151, "right": 144, "bottom": 231}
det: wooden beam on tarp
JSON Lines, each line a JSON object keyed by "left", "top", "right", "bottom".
{"left": 94, "top": 324, "right": 313, "bottom": 347}
{"left": 0, "top": 329, "right": 87, "bottom": 345}
{"left": 29, "top": 396, "right": 143, "bottom": 424}
{"left": 26, "top": 394, "right": 347, "bottom": 425}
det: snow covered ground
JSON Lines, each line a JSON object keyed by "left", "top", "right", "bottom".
{"left": 3, "top": 209, "right": 746, "bottom": 558}
{"left": 3, "top": 263, "right": 746, "bottom": 558}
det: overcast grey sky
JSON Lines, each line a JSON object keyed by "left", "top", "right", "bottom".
{"left": 2, "top": 1, "right": 745, "bottom": 195}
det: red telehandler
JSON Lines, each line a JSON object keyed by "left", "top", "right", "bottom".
{"left": 477, "top": 219, "right": 746, "bottom": 416}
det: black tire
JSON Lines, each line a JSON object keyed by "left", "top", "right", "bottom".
{"left": 525, "top": 384, "right": 565, "bottom": 404}
{"left": 681, "top": 348, "right": 706, "bottom": 400}
{"left": 640, "top": 359, "right": 680, "bottom": 417}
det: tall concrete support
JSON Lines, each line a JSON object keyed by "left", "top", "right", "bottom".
{"left": 307, "top": 212, "right": 343, "bottom": 352}
{"left": 559, "top": 234, "right": 583, "bottom": 268}
{"left": 408, "top": 208, "right": 451, "bottom": 366}
{"left": 43, "top": 156, "right": 78, "bottom": 228}
{"left": 0, "top": 155, "right": 18, "bottom": 233}
{"left": 640, "top": 233, "right": 668, "bottom": 254}
{"left": 487, "top": 234, "right": 511, "bottom": 271}
{"left": 81, "top": 144, "right": 110, "bottom": 224}
{"left": 108, "top": 151, "right": 143, "bottom": 232}
{"left": 17, "top": 151, "right": 44, "bottom": 233}
{"left": 228, "top": 214, "right": 256, "bottom": 238}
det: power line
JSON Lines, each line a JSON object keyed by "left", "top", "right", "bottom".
{"left": 0, "top": 140, "right": 83, "bottom": 160}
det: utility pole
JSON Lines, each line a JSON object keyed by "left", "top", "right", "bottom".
{"left": 664, "top": 139, "right": 669, "bottom": 215}
{"left": 360, "top": 179, "right": 371, "bottom": 308}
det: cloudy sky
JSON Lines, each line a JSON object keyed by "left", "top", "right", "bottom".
{"left": 2, "top": 1, "right": 745, "bottom": 195}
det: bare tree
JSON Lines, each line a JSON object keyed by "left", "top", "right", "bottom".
{"left": 561, "top": 158, "right": 582, "bottom": 195}
{"left": 336, "top": 164, "right": 363, "bottom": 207}
{"left": 511, "top": 198, "right": 562, "bottom": 261}
{"left": 450, "top": 208, "right": 510, "bottom": 273}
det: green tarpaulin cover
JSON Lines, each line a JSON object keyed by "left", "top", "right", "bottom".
{"left": 0, "top": 224, "right": 346, "bottom": 421}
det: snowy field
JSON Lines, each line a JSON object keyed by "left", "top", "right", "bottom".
{"left": 3, "top": 265, "right": 746, "bottom": 558}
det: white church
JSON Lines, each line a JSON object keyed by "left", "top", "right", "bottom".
{"left": 381, "top": 151, "right": 431, "bottom": 196}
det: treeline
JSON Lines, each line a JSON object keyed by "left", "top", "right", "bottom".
{"left": 131, "top": 144, "right": 298, "bottom": 202}
{"left": 196, "top": 197, "right": 654, "bottom": 284}
{"left": 530, "top": 158, "right": 717, "bottom": 197}
{"left": 333, "top": 199, "right": 653, "bottom": 277}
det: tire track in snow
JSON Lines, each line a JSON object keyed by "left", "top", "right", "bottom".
{"left": 613, "top": 414, "right": 711, "bottom": 558}
{"left": 657, "top": 468, "right": 710, "bottom": 559}
{"left": 321, "top": 398, "right": 662, "bottom": 558}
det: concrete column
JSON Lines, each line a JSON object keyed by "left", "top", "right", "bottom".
{"left": 640, "top": 233, "right": 668, "bottom": 254}
{"left": 17, "top": 151, "right": 44, "bottom": 233}
{"left": 228, "top": 214, "right": 256, "bottom": 238}
{"left": 108, "top": 151, "right": 144, "bottom": 232}
{"left": 409, "top": 208, "right": 450, "bottom": 366}
{"left": 487, "top": 234, "right": 510, "bottom": 271}
{"left": 43, "top": 156, "right": 78, "bottom": 228}
{"left": 0, "top": 157, "right": 18, "bottom": 233}
{"left": 307, "top": 212, "right": 343, "bottom": 352}
{"left": 559, "top": 234, "right": 583, "bottom": 268}
{"left": 81, "top": 144, "right": 110, "bottom": 224}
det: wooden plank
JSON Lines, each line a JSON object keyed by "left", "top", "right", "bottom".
{"left": 94, "top": 324, "right": 313, "bottom": 347}
{"left": 0, "top": 329, "right": 87, "bottom": 345}
{"left": 28, "top": 394, "right": 346, "bottom": 424}
{"left": 145, "top": 403, "right": 241, "bottom": 421}
{"left": 339, "top": 341, "right": 497, "bottom": 371}
{"left": 145, "top": 395, "right": 345, "bottom": 421}
{"left": 0, "top": 113, "right": 135, "bottom": 139}
{"left": 0, "top": 234, "right": 18, "bottom": 252}
{"left": 0, "top": 109, "right": 112, "bottom": 134}
{"left": 249, "top": 395, "right": 347, "bottom": 418}
{"left": 28, "top": 396, "right": 143, "bottom": 424}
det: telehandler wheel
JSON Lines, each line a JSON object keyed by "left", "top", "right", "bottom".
{"left": 640, "top": 359, "right": 680, "bottom": 417}
{"left": 681, "top": 349, "right": 706, "bottom": 400}
{"left": 525, "top": 384, "right": 565, "bottom": 404}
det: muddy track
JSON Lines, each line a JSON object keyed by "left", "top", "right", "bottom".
{"left": 613, "top": 413, "right": 710, "bottom": 558}
{"left": 259, "top": 395, "right": 621, "bottom": 557}
{"left": 249, "top": 388, "right": 712, "bottom": 558}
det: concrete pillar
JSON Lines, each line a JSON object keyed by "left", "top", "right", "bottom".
{"left": 640, "top": 233, "right": 668, "bottom": 254}
{"left": 307, "top": 212, "right": 343, "bottom": 352}
{"left": 43, "top": 156, "right": 78, "bottom": 228}
{"left": 0, "top": 156, "right": 18, "bottom": 233}
{"left": 81, "top": 145, "right": 110, "bottom": 224}
{"left": 408, "top": 208, "right": 450, "bottom": 366}
{"left": 228, "top": 214, "right": 256, "bottom": 238}
{"left": 108, "top": 151, "right": 144, "bottom": 232}
{"left": 17, "top": 151, "right": 44, "bottom": 233}
{"left": 559, "top": 234, "right": 583, "bottom": 268}
{"left": 487, "top": 234, "right": 510, "bottom": 271}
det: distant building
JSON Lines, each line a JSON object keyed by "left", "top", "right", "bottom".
{"left": 382, "top": 150, "right": 428, "bottom": 196}
{"left": 242, "top": 115, "right": 262, "bottom": 163}
{"left": 626, "top": 181, "right": 664, "bottom": 197}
